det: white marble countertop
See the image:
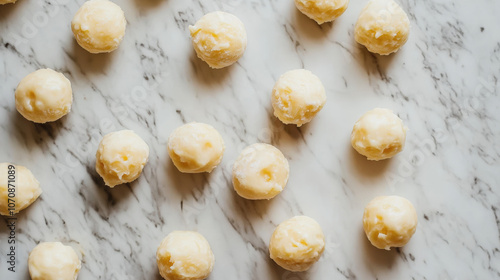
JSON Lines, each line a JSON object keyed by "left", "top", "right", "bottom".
{"left": 1, "top": 0, "right": 499, "bottom": 279}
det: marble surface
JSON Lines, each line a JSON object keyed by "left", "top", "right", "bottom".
{"left": 1, "top": 0, "right": 499, "bottom": 279}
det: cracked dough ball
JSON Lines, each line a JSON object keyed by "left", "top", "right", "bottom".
{"left": 272, "top": 69, "right": 326, "bottom": 127}
{"left": 189, "top": 11, "right": 247, "bottom": 69}
{"left": 355, "top": 0, "right": 410, "bottom": 55}
{"left": 71, "top": 0, "right": 126, "bottom": 53}
{"left": 0, "top": 0, "right": 17, "bottom": 4}
{"left": 96, "top": 130, "right": 149, "bottom": 187}
{"left": 28, "top": 242, "right": 81, "bottom": 280}
{"left": 363, "top": 196, "right": 417, "bottom": 250}
{"left": 157, "top": 231, "right": 214, "bottom": 280}
{"left": 168, "top": 122, "right": 225, "bottom": 173}
{"left": 295, "top": 0, "right": 350, "bottom": 24}
{"left": 233, "top": 143, "right": 289, "bottom": 200}
{"left": 0, "top": 163, "right": 41, "bottom": 216}
{"left": 269, "top": 216, "right": 325, "bottom": 272}
{"left": 15, "top": 69, "right": 73, "bottom": 123}
{"left": 351, "top": 108, "right": 407, "bottom": 161}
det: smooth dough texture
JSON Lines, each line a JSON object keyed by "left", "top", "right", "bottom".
{"left": 354, "top": 0, "right": 410, "bottom": 55}
{"left": 189, "top": 11, "right": 247, "bottom": 69}
{"left": 272, "top": 69, "right": 326, "bottom": 127}
{"left": 295, "top": 0, "right": 350, "bottom": 24}
{"left": 363, "top": 196, "right": 418, "bottom": 250}
{"left": 28, "top": 242, "right": 81, "bottom": 280}
{"left": 157, "top": 231, "right": 214, "bottom": 280}
{"left": 269, "top": 216, "right": 325, "bottom": 272}
{"left": 0, "top": 0, "right": 17, "bottom": 4}
{"left": 351, "top": 108, "right": 407, "bottom": 161}
{"left": 15, "top": 69, "right": 73, "bottom": 123}
{"left": 0, "top": 163, "right": 41, "bottom": 216}
{"left": 232, "top": 143, "right": 289, "bottom": 200}
{"left": 96, "top": 130, "right": 149, "bottom": 187}
{"left": 168, "top": 122, "right": 225, "bottom": 173}
{"left": 71, "top": 0, "right": 126, "bottom": 53}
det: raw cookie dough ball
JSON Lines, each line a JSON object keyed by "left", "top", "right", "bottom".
{"left": 189, "top": 11, "right": 247, "bottom": 69}
{"left": 168, "top": 122, "right": 225, "bottom": 173}
{"left": 0, "top": 0, "right": 17, "bottom": 4}
{"left": 232, "top": 143, "right": 289, "bottom": 200}
{"left": 71, "top": 0, "right": 127, "bottom": 53}
{"left": 15, "top": 69, "right": 73, "bottom": 123}
{"left": 269, "top": 216, "right": 325, "bottom": 272}
{"left": 351, "top": 108, "right": 407, "bottom": 161}
{"left": 28, "top": 242, "right": 81, "bottom": 280}
{"left": 295, "top": 0, "right": 350, "bottom": 24}
{"left": 96, "top": 130, "right": 149, "bottom": 187}
{"left": 272, "top": 69, "right": 326, "bottom": 127}
{"left": 354, "top": 0, "right": 410, "bottom": 55}
{"left": 0, "top": 163, "right": 41, "bottom": 216}
{"left": 157, "top": 231, "right": 214, "bottom": 280}
{"left": 363, "top": 196, "right": 417, "bottom": 250}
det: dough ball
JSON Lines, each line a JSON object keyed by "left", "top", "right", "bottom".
{"left": 15, "top": 69, "right": 73, "bottom": 123}
{"left": 354, "top": 0, "right": 410, "bottom": 55}
{"left": 28, "top": 242, "right": 81, "bottom": 280}
{"left": 168, "top": 122, "right": 225, "bottom": 173}
{"left": 269, "top": 216, "right": 325, "bottom": 272}
{"left": 295, "top": 0, "right": 349, "bottom": 24}
{"left": 96, "top": 130, "right": 149, "bottom": 187}
{"left": 232, "top": 143, "right": 289, "bottom": 200}
{"left": 157, "top": 231, "right": 214, "bottom": 280}
{"left": 71, "top": 0, "right": 127, "bottom": 54}
{"left": 363, "top": 196, "right": 417, "bottom": 250}
{"left": 272, "top": 69, "right": 326, "bottom": 127}
{"left": 0, "top": 0, "right": 17, "bottom": 4}
{"left": 0, "top": 163, "right": 41, "bottom": 216}
{"left": 189, "top": 11, "right": 247, "bottom": 69}
{"left": 351, "top": 108, "right": 407, "bottom": 161}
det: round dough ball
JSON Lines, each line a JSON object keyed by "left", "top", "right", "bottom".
{"left": 71, "top": 0, "right": 127, "bottom": 54}
{"left": 189, "top": 11, "right": 247, "bottom": 69}
{"left": 96, "top": 130, "right": 149, "bottom": 187}
{"left": 0, "top": 163, "right": 42, "bottom": 216}
{"left": 363, "top": 196, "right": 418, "bottom": 250}
{"left": 272, "top": 69, "right": 326, "bottom": 127}
{"left": 168, "top": 122, "right": 225, "bottom": 173}
{"left": 15, "top": 69, "right": 73, "bottom": 123}
{"left": 232, "top": 143, "right": 289, "bottom": 200}
{"left": 269, "top": 216, "right": 325, "bottom": 272}
{"left": 354, "top": 0, "right": 410, "bottom": 55}
{"left": 351, "top": 108, "right": 407, "bottom": 161}
{"left": 0, "top": 0, "right": 17, "bottom": 4}
{"left": 295, "top": 0, "right": 349, "bottom": 24}
{"left": 28, "top": 242, "right": 81, "bottom": 280}
{"left": 157, "top": 231, "right": 214, "bottom": 280}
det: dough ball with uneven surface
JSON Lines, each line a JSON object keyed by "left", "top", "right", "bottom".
{"left": 189, "top": 11, "right": 247, "bottom": 69}
{"left": 0, "top": 163, "right": 41, "bottom": 216}
{"left": 272, "top": 69, "right": 326, "bottom": 127}
{"left": 351, "top": 108, "right": 407, "bottom": 161}
{"left": 363, "top": 196, "right": 418, "bottom": 250}
{"left": 354, "top": 0, "right": 410, "bottom": 55}
{"left": 15, "top": 69, "right": 73, "bottom": 123}
{"left": 71, "top": 0, "right": 127, "bottom": 53}
{"left": 96, "top": 130, "right": 149, "bottom": 187}
{"left": 269, "top": 216, "right": 325, "bottom": 272}
{"left": 295, "top": 0, "right": 350, "bottom": 24}
{"left": 157, "top": 231, "right": 214, "bottom": 280}
{"left": 28, "top": 242, "right": 81, "bottom": 280}
{"left": 0, "top": 0, "right": 17, "bottom": 4}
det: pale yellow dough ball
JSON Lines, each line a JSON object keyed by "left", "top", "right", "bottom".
{"left": 351, "top": 108, "right": 407, "bottom": 161}
{"left": 233, "top": 143, "right": 289, "bottom": 200}
{"left": 0, "top": 163, "right": 41, "bottom": 216}
{"left": 363, "top": 196, "right": 418, "bottom": 250}
{"left": 0, "top": 0, "right": 17, "bottom": 4}
{"left": 355, "top": 0, "right": 410, "bottom": 55}
{"left": 15, "top": 69, "right": 73, "bottom": 123}
{"left": 71, "top": 0, "right": 126, "bottom": 54}
{"left": 269, "top": 216, "right": 325, "bottom": 272}
{"left": 272, "top": 69, "right": 326, "bottom": 127}
{"left": 168, "top": 122, "right": 225, "bottom": 173}
{"left": 157, "top": 231, "right": 214, "bottom": 280}
{"left": 189, "top": 11, "right": 247, "bottom": 69}
{"left": 28, "top": 242, "right": 81, "bottom": 280}
{"left": 295, "top": 0, "right": 350, "bottom": 24}
{"left": 96, "top": 130, "right": 149, "bottom": 188}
